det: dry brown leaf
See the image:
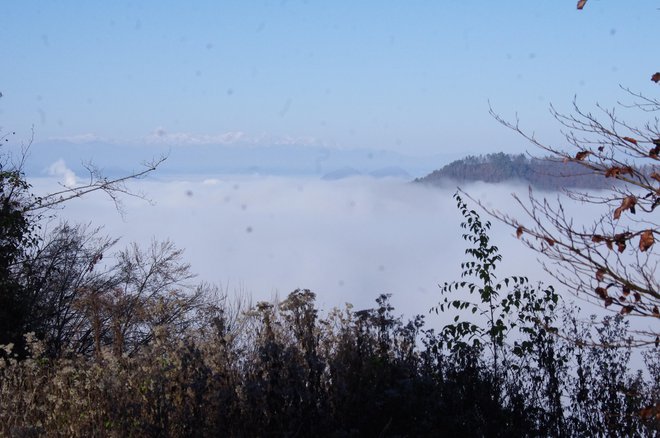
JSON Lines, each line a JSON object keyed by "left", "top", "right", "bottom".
{"left": 652, "top": 172, "right": 660, "bottom": 183}
{"left": 653, "top": 306, "right": 660, "bottom": 317}
{"left": 620, "top": 166, "right": 634, "bottom": 176}
{"left": 639, "top": 230, "right": 654, "bottom": 252}
{"left": 652, "top": 72, "right": 660, "bottom": 83}
{"left": 575, "top": 151, "right": 590, "bottom": 161}
{"left": 577, "top": 0, "right": 587, "bottom": 10}
{"left": 651, "top": 144, "right": 660, "bottom": 158}
{"left": 592, "top": 234, "right": 605, "bottom": 243}
{"left": 544, "top": 237, "right": 555, "bottom": 246}
{"left": 616, "top": 239, "right": 627, "bottom": 253}
{"left": 613, "top": 196, "right": 637, "bottom": 220}
{"left": 595, "top": 287, "right": 608, "bottom": 299}
{"left": 605, "top": 166, "right": 633, "bottom": 178}
{"left": 622, "top": 136, "right": 638, "bottom": 145}
{"left": 634, "top": 292, "right": 641, "bottom": 302}
{"left": 623, "top": 195, "right": 637, "bottom": 214}
{"left": 605, "top": 167, "right": 620, "bottom": 178}
{"left": 613, "top": 207, "right": 624, "bottom": 220}
{"left": 595, "top": 268, "right": 606, "bottom": 282}
{"left": 620, "top": 305, "right": 634, "bottom": 315}
{"left": 622, "top": 286, "right": 630, "bottom": 296}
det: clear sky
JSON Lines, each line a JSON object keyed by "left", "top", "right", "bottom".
{"left": 1, "top": 1, "right": 658, "bottom": 155}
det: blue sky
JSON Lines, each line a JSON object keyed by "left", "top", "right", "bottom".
{"left": 2, "top": 1, "right": 658, "bottom": 155}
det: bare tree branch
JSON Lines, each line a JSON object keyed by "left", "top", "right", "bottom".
{"left": 484, "top": 91, "right": 659, "bottom": 342}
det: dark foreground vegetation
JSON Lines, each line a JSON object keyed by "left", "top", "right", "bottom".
{"left": 1, "top": 290, "right": 659, "bottom": 437}
{"left": 0, "top": 142, "right": 658, "bottom": 436}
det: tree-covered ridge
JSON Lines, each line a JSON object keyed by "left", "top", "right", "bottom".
{"left": 415, "top": 152, "right": 612, "bottom": 190}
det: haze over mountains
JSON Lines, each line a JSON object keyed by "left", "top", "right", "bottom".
{"left": 24, "top": 139, "right": 613, "bottom": 192}
{"left": 23, "top": 139, "right": 458, "bottom": 180}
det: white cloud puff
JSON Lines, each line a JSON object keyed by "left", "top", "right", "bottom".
{"left": 47, "top": 159, "right": 77, "bottom": 186}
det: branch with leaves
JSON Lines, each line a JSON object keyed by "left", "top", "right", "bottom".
{"left": 433, "top": 193, "right": 560, "bottom": 371}
{"left": 486, "top": 90, "right": 659, "bottom": 345}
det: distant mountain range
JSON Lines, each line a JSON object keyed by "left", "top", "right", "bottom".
{"left": 321, "top": 166, "right": 411, "bottom": 180}
{"left": 18, "top": 140, "right": 616, "bottom": 189}
{"left": 415, "top": 152, "right": 612, "bottom": 190}
{"left": 18, "top": 140, "right": 458, "bottom": 180}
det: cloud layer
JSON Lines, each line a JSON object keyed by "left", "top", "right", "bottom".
{"left": 30, "top": 175, "right": 608, "bottom": 327}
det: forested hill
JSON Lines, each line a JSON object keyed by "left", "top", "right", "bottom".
{"left": 415, "top": 152, "right": 612, "bottom": 190}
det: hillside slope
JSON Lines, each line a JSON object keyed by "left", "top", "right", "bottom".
{"left": 415, "top": 152, "right": 612, "bottom": 190}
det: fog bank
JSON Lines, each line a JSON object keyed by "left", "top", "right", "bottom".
{"left": 31, "top": 175, "right": 601, "bottom": 323}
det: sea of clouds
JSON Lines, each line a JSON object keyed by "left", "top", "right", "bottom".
{"left": 32, "top": 170, "right": 598, "bottom": 328}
